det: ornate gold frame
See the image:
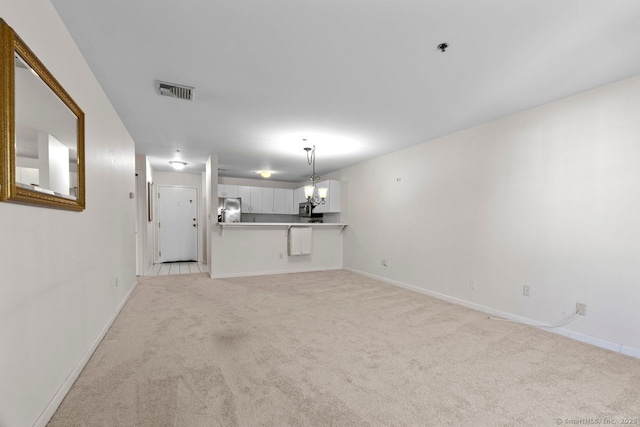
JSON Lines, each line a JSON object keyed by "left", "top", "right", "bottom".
{"left": 0, "top": 19, "right": 85, "bottom": 211}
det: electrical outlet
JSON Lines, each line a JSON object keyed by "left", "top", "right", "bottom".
{"left": 523, "top": 285, "right": 530, "bottom": 297}
{"left": 470, "top": 280, "right": 477, "bottom": 290}
{"left": 576, "top": 303, "right": 586, "bottom": 316}
{"left": 115, "top": 277, "right": 119, "bottom": 287}
{"left": 278, "top": 252, "right": 283, "bottom": 259}
{"left": 381, "top": 259, "right": 388, "bottom": 267}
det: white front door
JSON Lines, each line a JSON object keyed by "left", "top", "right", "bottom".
{"left": 157, "top": 185, "right": 198, "bottom": 262}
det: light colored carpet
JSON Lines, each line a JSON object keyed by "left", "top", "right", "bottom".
{"left": 49, "top": 270, "right": 640, "bottom": 426}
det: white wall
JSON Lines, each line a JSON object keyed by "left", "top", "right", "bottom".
{"left": 153, "top": 170, "right": 202, "bottom": 188}
{"left": 206, "top": 155, "right": 219, "bottom": 270}
{"left": 0, "top": 1, "right": 137, "bottom": 426}
{"left": 211, "top": 225, "right": 344, "bottom": 278}
{"left": 336, "top": 75, "right": 640, "bottom": 356}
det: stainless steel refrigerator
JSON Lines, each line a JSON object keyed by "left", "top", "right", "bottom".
{"left": 218, "top": 197, "right": 241, "bottom": 222}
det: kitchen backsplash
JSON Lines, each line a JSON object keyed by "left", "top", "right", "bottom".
{"left": 241, "top": 214, "right": 302, "bottom": 223}
{"left": 239, "top": 213, "right": 341, "bottom": 223}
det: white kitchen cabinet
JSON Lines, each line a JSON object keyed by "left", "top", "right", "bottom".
{"left": 273, "top": 188, "right": 285, "bottom": 214}
{"left": 295, "top": 187, "right": 307, "bottom": 205}
{"left": 284, "top": 189, "right": 295, "bottom": 214}
{"left": 234, "top": 185, "right": 301, "bottom": 215}
{"left": 312, "top": 180, "right": 341, "bottom": 213}
{"left": 218, "top": 184, "right": 239, "bottom": 198}
{"left": 238, "top": 186, "right": 264, "bottom": 213}
{"left": 272, "top": 188, "right": 295, "bottom": 214}
{"left": 239, "top": 186, "right": 266, "bottom": 213}
{"left": 327, "top": 180, "right": 341, "bottom": 212}
{"left": 238, "top": 186, "right": 252, "bottom": 212}
{"left": 250, "top": 186, "right": 263, "bottom": 213}
{"left": 262, "top": 187, "right": 274, "bottom": 213}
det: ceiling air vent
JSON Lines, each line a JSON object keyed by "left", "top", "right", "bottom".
{"left": 158, "top": 81, "right": 194, "bottom": 101}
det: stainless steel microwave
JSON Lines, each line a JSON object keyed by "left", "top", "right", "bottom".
{"left": 299, "top": 202, "right": 322, "bottom": 218}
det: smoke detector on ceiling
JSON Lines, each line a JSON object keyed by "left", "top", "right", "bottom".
{"left": 158, "top": 81, "right": 194, "bottom": 101}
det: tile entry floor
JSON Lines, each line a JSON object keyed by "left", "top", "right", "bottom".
{"left": 146, "top": 262, "right": 208, "bottom": 276}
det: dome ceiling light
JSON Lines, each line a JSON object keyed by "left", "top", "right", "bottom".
{"left": 169, "top": 161, "right": 187, "bottom": 170}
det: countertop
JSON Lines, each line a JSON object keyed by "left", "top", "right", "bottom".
{"left": 215, "top": 222, "right": 347, "bottom": 236}
{"left": 217, "top": 222, "right": 347, "bottom": 227}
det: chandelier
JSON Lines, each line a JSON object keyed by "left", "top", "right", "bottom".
{"left": 303, "top": 145, "right": 328, "bottom": 208}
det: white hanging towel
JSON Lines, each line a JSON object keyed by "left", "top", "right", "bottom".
{"left": 288, "top": 227, "right": 312, "bottom": 256}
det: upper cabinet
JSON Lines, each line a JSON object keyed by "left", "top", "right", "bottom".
{"left": 273, "top": 188, "right": 284, "bottom": 213}
{"left": 222, "top": 182, "right": 337, "bottom": 215}
{"left": 237, "top": 185, "right": 266, "bottom": 213}
{"left": 238, "top": 186, "right": 252, "bottom": 212}
{"left": 258, "top": 187, "right": 296, "bottom": 214}
{"left": 218, "top": 184, "right": 239, "bottom": 198}
{"left": 284, "top": 188, "right": 295, "bottom": 214}
{"left": 273, "top": 188, "right": 295, "bottom": 214}
{"left": 312, "top": 180, "right": 341, "bottom": 213}
{"left": 295, "top": 187, "right": 307, "bottom": 205}
{"left": 262, "top": 187, "right": 274, "bottom": 213}
{"left": 250, "top": 187, "right": 263, "bottom": 213}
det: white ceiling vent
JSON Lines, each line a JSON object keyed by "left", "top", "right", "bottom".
{"left": 158, "top": 81, "right": 194, "bottom": 101}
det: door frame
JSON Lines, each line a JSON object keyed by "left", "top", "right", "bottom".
{"left": 154, "top": 184, "right": 200, "bottom": 263}
{"left": 135, "top": 172, "right": 143, "bottom": 275}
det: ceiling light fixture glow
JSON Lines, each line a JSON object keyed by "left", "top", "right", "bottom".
{"left": 258, "top": 170, "right": 272, "bottom": 178}
{"left": 169, "top": 161, "right": 187, "bottom": 170}
{"left": 272, "top": 132, "right": 363, "bottom": 158}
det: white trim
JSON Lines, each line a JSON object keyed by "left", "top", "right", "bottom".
{"left": 33, "top": 281, "right": 139, "bottom": 427}
{"left": 550, "top": 328, "right": 622, "bottom": 353}
{"left": 135, "top": 171, "right": 145, "bottom": 276}
{"left": 210, "top": 266, "right": 342, "bottom": 279}
{"left": 345, "top": 267, "right": 639, "bottom": 359}
{"left": 621, "top": 346, "right": 640, "bottom": 359}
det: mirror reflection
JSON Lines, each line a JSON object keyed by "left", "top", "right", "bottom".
{"left": 14, "top": 52, "right": 78, "bottom": 199}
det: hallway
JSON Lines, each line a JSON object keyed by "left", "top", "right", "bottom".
{"left": 146, "top": 262, "right": 208, "bottom": 276}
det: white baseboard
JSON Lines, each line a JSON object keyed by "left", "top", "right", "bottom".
{"left": 33, "top": 280, "right": 139, "bottom": 427}
{"left": 621, "top": 346, "right": 640, "bottom": 359}
{"left": 211, "top": 265, "right": 343, "bottom": 279}
{"left": 345, "top": 268, "right": 639, "bottom": 359}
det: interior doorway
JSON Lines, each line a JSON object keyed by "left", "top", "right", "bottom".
{"left": 157, "top": 185, "right": 199, "bottom": 262}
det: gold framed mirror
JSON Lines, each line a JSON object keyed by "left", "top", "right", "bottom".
{"left": 0, "top": 19, "right": 85, "bottom": 211}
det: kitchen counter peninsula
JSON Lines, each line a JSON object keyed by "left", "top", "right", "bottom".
{"left": 217, "top": 222, "right": 347, "bottom": 233}
{"left": 210, "top": 222, "right": 347, "bottom": 278}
